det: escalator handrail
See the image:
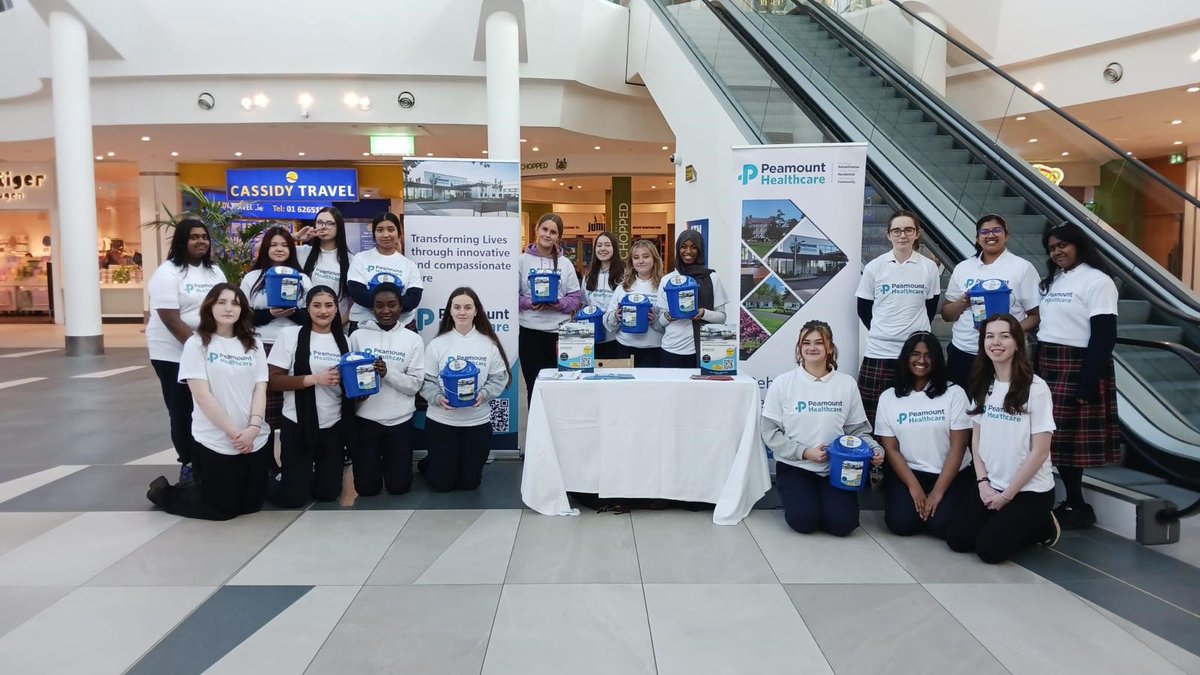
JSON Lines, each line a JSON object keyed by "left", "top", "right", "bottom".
{"left": 1116, "top": 337, "right": 1200, "bottom": 376}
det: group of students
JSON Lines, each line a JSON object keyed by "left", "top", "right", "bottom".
{"left": 143, "top": 210, "right": 508, "bottom": 521}
{"left": 762, "top": 210, "right": 1119, "bottom": 563}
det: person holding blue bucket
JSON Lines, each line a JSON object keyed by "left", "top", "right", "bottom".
{"left": 582, "top": 232, "right": 625, "bottom": 360}
{"left": 519, "top": 214, "right": 582, "bottom": 401}
{"left": 941, "top": 214, "right": 1040, "bottom": 389}
{"left": 945, "top": 314, "right": 1060, "bottom": 563}
{"left": 761, "top": 320, "right": 883, "bottom": 536}
{"left": 348, "top": 283, "right": 425, "bottom": 497}
{"left": 604, "top": 239, "right": 665, "bottom": 367}
{"left": 874, "top": 332, "right": 973, "bottom": 539}
{"left": 347, "top": 212, "right": 424, "bottom": 334}
{"left": 266, "top": 286, "right": 355, "bottom": 507}
{"left": 295, "top": 207, "right": 355, "bottom": 323}
{"left": 420, "top": 287, "right": 511, "bottom": 492}
{"left": 657, "top": 230, "right": 729, "bottom": 369}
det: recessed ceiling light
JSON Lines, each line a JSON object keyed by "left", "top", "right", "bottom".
{"left": 1061, "top": 151, "right": 1070, "bottom": 156}
{"left": 593, "top": 145, "right": 601, "bottom": 150}
{"left": 576, "top": 185, "right": 582, "bottom": 189}
{"left": 1171, "top": 119, "right": 1184, "bottom": 125}
{"left": 1028, "top": 138, "right": 1038, "bottom": 143}
{"left": 106, "top": 151, "right": 115, "bottom": 157}
{"left": 1192, "top": 48, "right": 1200, "bottom": 62}
{"left": 1187, "top": 86, "right": 1200, "bottom": 93}
{"left": 297, "top": 152, "right": 305, "bottom": 156}
{"left": 343, "top": 92, "right": 359, "bottom": 107}
{"left": 297, "top": 92, "right": 313, "bottom": 107}
{"left": 531, "top": 146, "right": 540, "bottom": 152}
{"left": 661, "top": 146, "right": 669, "bottom": 150}
{"left": 1015, "top": 116, "right": 1026, "bottom": 121}
{"left": 520, "top": 138, "right": 527, "bottom": 143}
{"left": 1126, "top": 151, "right": 1134, "bottom": 155}
{"left": 362, "top": 152, "right": 370, "bottom": 156}
{"left": 95, "top": 155, "right": 103, "bottom": 160}
{"left": 426, "top": 152, "right": 433, "bottom": 157}
{"left": 482, "top": 150, "right": 488, "bottom": 154}
{"left": 668, "top": 181, "right": 673, "bottom": 185}
{"left": 140, "top": 136, "right": 151, "bottom": 142}
{"left": 1174, "top": 140, "right": 1184, "bottom": 145}
{"left": 651, "top": 185, "right": 657, "bottom": 189}
{"left": 253, "top": 93, "right": 269, "bottom": 108}
{"left": 240, "top": 97, "right": 253, "bottom": 111}
{"left": 1032, "top": 82, "right": 1045, "bottom": 93}
{"left": 234, "top": 152, "right": 242, "bottom": 157}
{"left": 170, "top": 151, "right": 179, "bottom": 157}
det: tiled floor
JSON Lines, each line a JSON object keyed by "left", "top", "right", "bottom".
{"left": 0, "top": 344, "right": 1199, "bottom": 673}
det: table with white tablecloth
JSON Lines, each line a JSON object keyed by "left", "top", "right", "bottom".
{"left": 520, "top": 368, "right": 771, "bottom": 525}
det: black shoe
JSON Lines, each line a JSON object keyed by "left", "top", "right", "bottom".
{"left": 1053, "top": 502, "right": 1097, "bottom": 530}
{"left": 147, "top": 476, "right": 170, "bottom": 508}
{"left": 416, "top": 457, "right": 429, "bottom": 475}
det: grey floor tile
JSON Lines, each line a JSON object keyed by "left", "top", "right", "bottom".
{"left": 230, "top": 511, "right": 412, "bottom": 586}
{"left": 0, "top": 586, "right": 72, "bottom": 638}
{"left": 90, "top": 511, "right": 300, "bottom": 586}
{"left": 745, "top": 511, "right": 913, "bottom": 584}
{"left": 632, "top": 511, "right": 776, "bottom": 583}
{"left": 926, "top": 583, "right": 1182, "bottom": 673}
{"left": 0, "top": 511, "right": 180, "bottom": 586}
{"left": 205, "top": 586, "right": 360, "bottom": 675}
{"left": 1010, "top": 542, "right": 1109, "bottom": 583}
{"left": 506, "top": 511, "right": 640, "bottom": 584}
{"left": 417, "top": 462, "right": 527, "bottom": 510}
{"left": 307, "top": 585, "right": 501, "bottom": 675}
{"left": 366, "top": 510, "right": 484, "bottom": 585}
{"left": 1056, "top": 576, "right": 1200, "bottom": 657}
{"left": 1051, "top": 528, "right": 1200, "bottom": 615}
{"left": 0, "top": 466, "right": 51, "bottom": 485}
{"left": 0, "top": 466, "right": 86, "bottom": 506}
{"left": 0, "top": 465, "right": 180, "bottom": 512}
{"left": 414, "top": 510, "right": 521, "bottom": 585}
{"left": 482, "top": 584, "right": 655, "bottom": 675}
{"left": 0, "top": 512, "right": 77, "bottom": 557}
{"left": 785, "top": 584, "right": 1006, "bottom": 674}
{"left": 1081, "top": 597, "right": 1200, "bottom": 675}
{"left": 0, "top": 585, "right": 213, "bottom": 674}
{"left": 646, "top": 583, "right": 831, "bottom": 674}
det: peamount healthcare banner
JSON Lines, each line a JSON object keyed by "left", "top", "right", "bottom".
{"left": 402, "top": 159, "right": 521, "bottom": 451}
{"left": 731, "top": 143, "right": 867, "bottom": 402}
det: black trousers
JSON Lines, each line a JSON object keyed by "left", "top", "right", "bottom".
{"left": 594, "top": 340, "right": 621, "bottom": 360}
{"left": 883, "top": 464, "right": 973, "bottom": 539}
{"left": 151, "top": 359, "right": 194, "bottom": 465}
{"left": 353, "top": 417, "right": 414, "bottom": 496}
{"left": 157, "top": 442, "right": 270, "bottom": 521}
{"left": 946, "top": 487, "right": 1055, "bottom": 563}
{"left": 659, "top": 350, "right": 696, "bottom": 369}
{"left": 270, "top": 418, "right": 346, "bottom": 507}
{"left": 519, "top": 327, "right": 558, "bottom": 403}
{"left": 775, "top": 462, "right": 860, "bottom": 537}
{"left": 946, "top": 343, "right": 975, "bottom": 391}
{"left": 424, "top": 418, "right": 492, "bottom": 492}
{"left": 616, "top": 343, "right": 662, "bottom": 368}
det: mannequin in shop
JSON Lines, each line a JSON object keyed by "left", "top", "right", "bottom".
{"left": 582, "top": 231, "right": 625, "bottom": 360}
{"left": 657, "top": 229, "right": 729, "bottom": 369}
{"left": 294, "top": 206, "right": 355, "bottom": 323}
{"left": 346, "top": 212, "right": 424, "bottom": 334}
{"left": 518, "top": 213, "right": 582, "bottom": 400}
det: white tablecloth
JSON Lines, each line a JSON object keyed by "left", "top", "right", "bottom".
{"left": 521, "top": 368, "right": 771, "bottom": 525}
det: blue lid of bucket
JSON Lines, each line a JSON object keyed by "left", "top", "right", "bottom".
{"left": 368, "top": 272, "right": 401, "bottom": 290}
{"left": 577, "top": 305, "right": 602, "bottom": 318}
{"left": 442, "top": 358, "right": 479, "bottom": 376}
{"left": 623, "top": 293, "right": 650, "bottom": 306}
{"left": 968, "top": 278, "right": 1010, "bottom": 295}
{"left": 830, "top": 434, "right": 873, "bottom": 459}
{"left": 529, "top": 268, "right": 560, "bottom": 278}
{"left": 267, "top": 265, "right": 299, "bottom": 278}
{"left": 340, "top": 351, "right": 373, "bottom": 366}
{"left": 668, "top": 276, "right": 696, "bottom": 288}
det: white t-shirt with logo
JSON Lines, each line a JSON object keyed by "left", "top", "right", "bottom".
{"left": 874, "top": 385, "right": 972, "bottom": 474}
{"left": 944, "top": 250, "right": 1040, "bottom": 354}
{"left": 177, "top": 334, "right": 271, "bottom": 456}
{"left": 1037, "top": 263, "right": 1119, "bottom": 348}
{"left": 268, "top": 326, "right": 345, "bottom": 429}
{"left": 604, "top": 277, "right": 663, "bottom": 349}
{"left": 298, "top": 245, "right": 354, "bottom": 316}
{"left": 856, "top": 251, "right": 941, "bottom": 359}
{"left": 586, "top": 269, "right": 617, "bottom": 344}
{"left": 239, "top": 268, "right": 313, "bottom": 345}
{"left": 971, "top": 377, "right": 1056, "bottom": 493}
{"left": 657, "top": 271, "right": 729, "bottom": 356}
{"left": 146, "top": 262, "right": 227, "bottom": 362}
{"left": 348, "top": 249, "right": 424, "bottom": 325}
{"left": 762, "top": 367, "right": 867, "bottom": 475}
{"left": 519, "top": 251, "right": 582, "bottom": 332}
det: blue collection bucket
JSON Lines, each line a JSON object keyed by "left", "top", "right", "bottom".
{"left": 575, "top": 305, "right": 606, "bottom": 342}
{"left": 368, "top": 271, "right": 404, "bottom": 294}
{"left": 338, "top": 352, "right": 380, "bottom": 398}
{"left": 440, "top": 358, "right": 480, "bottom": 408}
{"left": 827, "top": 435, "right": 873, "bottom": 491}
{"left": 529, "top": 269, "right": 560, "bottom": 304}
{"left": 664, "top": 275, "right": 699, "bottom": 319}
{"left": 967, "top": 279, "right": 1012, "bottom": 328}
{"left": 618, "top": 293, "right": 652, "bottom": 334}
{"left": 264, "top": 266, "right": 303, "bottom": 308}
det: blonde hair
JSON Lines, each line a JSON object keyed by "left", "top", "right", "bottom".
{"left": 795, "top": 320, "right": 838, "bottom": 372}
{"left": 622, "top": 239, "right": 664, "bottom": 291}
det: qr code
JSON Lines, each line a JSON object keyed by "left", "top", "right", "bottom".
{"left": 489, "top": 398, "right": 510, "bottom": 433}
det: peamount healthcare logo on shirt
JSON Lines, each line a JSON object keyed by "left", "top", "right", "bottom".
{"left": 207, "top": 351, "right": 255, "bottom": 367}
{"left": 444, "top": 354, "right": 488, "bottom": 371}
{"left": 184, "top": 281, "right": 217, "bottom": 295}
{"left": 878, "top": 282, "right": 927, "bottom": 297}
{"left": 897, "top": 409, "right": 946, "bottom": 425}
{"left": 984, "top": 404, "right": 1022, "bottom": 423}
{"left": 311, "top": 349, "right": 342, "bottom": 363}
{"left": 795, "top": 400, "right": 843, "bottom": 414}
{"left": 365, "top": 264, "right": 403, "bottom": 275}
{"left": 1041, "top": 291, "right": 1074, "bottom": 305}
{"left": 362, "top": 347, "right": 409, "bottom": 362}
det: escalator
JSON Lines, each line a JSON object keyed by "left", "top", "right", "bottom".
{"left": 638, "top": 0, "right": 1200, "bottom": 522}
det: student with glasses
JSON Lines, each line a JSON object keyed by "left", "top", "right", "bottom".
{"left": 855, "top": 210, "right": 941, "bottom": 423}
{"left": 941, "top": 214, "right": 1041, "bottom": 389}
{"left": 295, "top": 207, "right": 355, "bottom": 323}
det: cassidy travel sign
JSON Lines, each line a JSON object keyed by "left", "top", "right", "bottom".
{"left": 226, "top": 168, "right": 358, "bottom": 202}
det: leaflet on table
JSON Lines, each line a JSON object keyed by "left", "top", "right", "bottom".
{"left": 583, "top": 373, "right": 636, "bottom": 380}
{"left": 699, "top": 324, "right": 738, "bottom": 375}
{"left": 556, "top": 321, "right": 595, "bottom": 373}
{"left": 539, "top": 370, "right": 582, "bottom": 381}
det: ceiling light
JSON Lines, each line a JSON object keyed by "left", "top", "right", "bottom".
{"left": 253, "top": 93, "right": 269, "bottom": 108}
{"left": 362, "top": 152, "right": 370, "bottom": 156}
{"left": 106, "top": 151, "right": 114, "bottom": 157}
{"left": 1015, "top": 116, "right": 1027, "bottom": 121}
{"left": 240, "top": 97, "right": 253, "bottom": 111}
{"left": 1126, "top": 151, "right": 1134, "bottom": 155}
{"left": 426, "top": 152, "right": 433, "bottom": 157}
{"left": 1061, "top": 151, "right": 1070, "bottom": 156}
{"left": 297, "top": 152, "right": 306, "bottom": 156}
{"left": 668, "top": 181, "right": 673, "bottom": 185}
{"left": 1192, "top": 48, "right": 1200, "bottom": 62}
{"left": 1171, "top": 119, "right": 1184, "bottom": 125}
{"left": 593, "top": 145, "right": 601, "bottom": 150}
{"left": 1032, "top": 82, "right": 1045, "bottom": 93}
{"left": 170, "top": 151, "right": 179, "bottom": 157}
{"left": 234, "top": 152, "right": 243, "bottom": 157}
{"left": 357, "top": 96, "right": 371, "bottom": 111}
{"left": 369, "top": 135, "right": 414, "bottom": 155}
{"left": 297, "top": 92, "right": 313, "bottom": 107}
{"left": 1188, "top": 86, "right": 1200, "bottom": 93}
{"left": 482, "top": 150, "right": 488, "bottom": 154}
{"left": 95, "top": 155, "right": 103, "bottom": 160}
{"left": 140, "top": 136, "right": 150, "bottom": 142}
{"left": 1174, "top": 140, "right": 1184, "bottom": 145}
{"left": 576, "top": 185, "right": 582, "bottom": 189}
{"left": 343, "top": 92, "right": 360, "bottom": 108}
{"left": 662, "top": 146, "right": 669, "bottom": 150}
{"left": 520, "top": 138, "right": 527, "bottom": 143}
{"left": 651, "top": 185, "right": 657, "bottom": 189}
{"left": 1028, "top": 138, "right": 1038, "bottom": 143}
{"left": 531, "top": 146, "right": 540, "bottom": 152}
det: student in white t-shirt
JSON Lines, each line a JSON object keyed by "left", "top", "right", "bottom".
{"left": 657, "top": 229, "right": 729, "bottom": 369}
{"left": 946, "top": 314, "right": 1060, "bottom": 563}
{"left": 348, "top": 283, "right": 425, "bottom": 496}
{"left": 347, "top": 212, "right": 424, "bottom": 332}
{"left": 1036, "top": 223, "right": 1120, "bottom": 531}
{"left": 295, "top": 206, "right": 354, "bottom": 322}
{"left": 761, "top": 320, "right": 884, "bottom": 536}
{"left": 604, "top": 239, "right": 665, "bottom": 367}
{"left": 419, "top": 287, "right": 511, "bottom": 492}
{"left": 874, "top": 332, "right": 972, "bottom": 539}
{"left": 146, "top": 219, "right": 227, "bottom": 482}
{"left": 941, "top": 214, "right": 1040, "bottom": 388}
{"left": 519, "top": 213, "right": 582, "bottom": 400}
{"left": 146, "top": 284, "right": 271, "bottom": 521}
{"left": 267, "top": 286, "right": 353, "bottom": 507}
{"left": 856, "top": 210, "right": 941, "bottom": 424}
{"left": 582, "top": 232, "right": 625, "bottom": 360}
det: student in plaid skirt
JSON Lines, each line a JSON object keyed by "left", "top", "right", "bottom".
{"left": 1035, "top": 223, "right": 1119, "bottom": 530}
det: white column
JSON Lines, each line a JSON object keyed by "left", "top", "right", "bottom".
{"left": 138, "top": 163, "right": 179, "bottom": 316}
{"left": 485, "top": 10, "right": 521, "bottom": 162}
{"left": 48, "top": 10, "right": 103, "bottom": 355}
{"left": 1184, "top": 154, "right": 1199, "bottom": 289}
{"left": 912, "top": 10, "right": 947, "bottom": 97}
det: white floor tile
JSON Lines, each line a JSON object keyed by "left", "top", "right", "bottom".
{"left": 632, "top": 511, "right": 776, "bottom": 583}
{"left": 744, "top": 510, "right": 914, "bottom": 584}
{"left": 125, "top": 449, "right": 179, "bottom": 466}
{"left": 0, "top": 512, "right": 78, "bottom": 557}
{"left": 367, "top": 510, "right": 486, "bottom": 585}
{"left": 0, "top": 586, "right": 72, "bottom": 638}
{"left": 414, "top": 510, "right": 521, "bottom": 585}
{"left": 506, "top": 511, "right": 640, "bottom": 583}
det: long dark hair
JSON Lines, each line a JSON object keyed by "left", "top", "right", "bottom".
{"left": 371, "top": 212, "right": 405, "bottom": 255}
{"left": 1039, "top": 221, "right": 1103, "bottom": 293}
{"left": 972, "top": 213, "right": 1007, "bottom": 258}
{"left": 196, "top": 283, "right": 257, "bottom": 352}
{"left": 584, "top": 231, "right": 624, "bottom": 292}
{"left": 249, "top": 227, "right": 301, "bottom": 298}
{"left": 436, "top": 286, "right": 511, "bottom": 388}
{"left": 534, "top": 213, "right": 564, "bottom": 273}
{"left": 301, "top": 207, "right": 350, "bottom": 298}
{"left": 967, "top": 314, "right": 1033, "bottom": 415}
{"left": 303, "top": 285, "right": 345, "bottom": 335}
{"left": 892, "top": 331, "right": 948, "bottom": 399}
{"left": 166, "top": 219, "right": 214, "bottom": 269}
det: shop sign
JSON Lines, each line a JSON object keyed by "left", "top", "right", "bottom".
{"left": 203, "top": 191, "right": 329, "bottom": 218}
{"left": 226, "top": 168, "right": 357, "bottom": 202}
{"left": 610, "top": 176, "right": 632, "bottom": 259}
{"left": 0, "top": 166, "right": 53, "bottom": 209}
{"left": 520, "top": 161, "right": 549, "bottom": 171}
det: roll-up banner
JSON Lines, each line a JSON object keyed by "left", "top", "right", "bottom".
{"left": 403, "top": 159, "right": 521, "bottom": 450}
{"left": 732, "top": 143, "right": 868, "bottom": 396}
